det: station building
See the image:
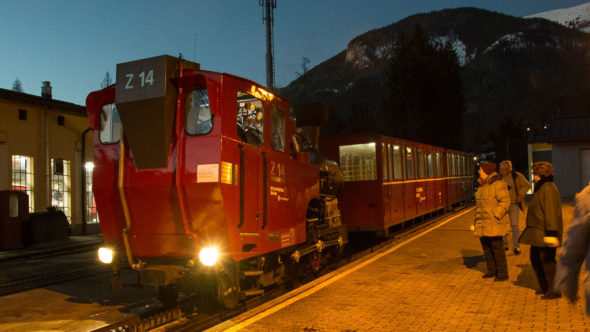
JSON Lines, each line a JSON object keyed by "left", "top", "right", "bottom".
{"left": 0, "top": 82, "right": 98, "bottom": 235}
{"left": 528, "top": 116, "right": 590, "bottom": 198}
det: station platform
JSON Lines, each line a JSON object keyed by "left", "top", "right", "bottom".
{"left": 210, "top": 205, "right": 590, "bottom": 331}
{"left": 0, "top": 233, "right": 102, "bottom": 263}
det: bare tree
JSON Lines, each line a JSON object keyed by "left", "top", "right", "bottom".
{"left": 12, "top": 78, "right": 23, "bottom": 92}
{"left": 101, "top": 71, "right": 113, "bottom": 88}
{"left": 296, "top": 57, "right": 311, "bottom": 77}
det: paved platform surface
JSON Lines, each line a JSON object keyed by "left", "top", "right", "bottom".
{"left": 211, "top": 205, "right": 590, "bottom": 331}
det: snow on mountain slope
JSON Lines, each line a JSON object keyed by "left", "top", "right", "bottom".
{"left": 526, "top": 2, "right": 590, "bottom": 32}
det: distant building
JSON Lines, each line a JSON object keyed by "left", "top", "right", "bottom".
{"left": 0, "top": 82, "right": 98, "bottom": 235}
{"left": 528, "top": 116, "right": 590, "bottom": 198}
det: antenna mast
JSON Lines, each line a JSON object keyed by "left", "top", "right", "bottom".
{"left": 260, "top": 0, "right": 276, "bottom": 90}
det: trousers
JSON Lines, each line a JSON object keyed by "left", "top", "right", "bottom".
{"left": 503, "top": 203, "right": 521, "bottom": 249}
{"left": 480, "top": 236, "right": 508, "bottom": 278}
{"left": 530, "top": 246, "right": 557, "bottom": 294}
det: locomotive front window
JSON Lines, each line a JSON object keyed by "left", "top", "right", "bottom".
{"left": 270, "top": 106, "right": 285, "bottom": 151}
{"left": 185, "top": 88, "right": 212, "bottom": 135}
{"left": 339, "top": 143, "right": 376, "bottom": 182}
{"left": 237, "top": 91, "right": 264, "bottom": 146}
{"left": 99, "top": 103, "right": 121, "bottom": 144}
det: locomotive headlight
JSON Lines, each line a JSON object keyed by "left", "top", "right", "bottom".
{"left": 98, "top": 247, "right": 114, "bottom": 264}
{"left": 199, "top": 247, "right": 219, "bottom": 266}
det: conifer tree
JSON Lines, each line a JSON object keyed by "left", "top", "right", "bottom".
{"left": 12, "top": 78, "right": 23, "bottom": 92}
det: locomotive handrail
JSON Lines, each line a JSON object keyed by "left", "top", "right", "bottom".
{"left": 118, "top": 139, "right": 144, "bottom": 270}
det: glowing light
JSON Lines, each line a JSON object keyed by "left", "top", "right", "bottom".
{"left": 85, "top": 162, "right": 95, "bottom": 171}
{"left": 199, "top": 247, "right": 219, "bottom": 266}
{"left": 98, "top": 247, "right": 114, "bottom": 264}
{"left": 249, "top": 85, "right": 275, "bottom": 102}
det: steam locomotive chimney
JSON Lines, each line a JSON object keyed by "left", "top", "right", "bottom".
{"left": 41, "top": 81, "right": 52, "bottom": 99}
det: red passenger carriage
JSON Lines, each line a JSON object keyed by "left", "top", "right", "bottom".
{"left": 321, "top": 135, "right": 474, "bottom": 235}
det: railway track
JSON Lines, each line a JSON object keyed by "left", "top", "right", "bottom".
{"left": 90, "top": 204, "right": 473, "bottom": 332}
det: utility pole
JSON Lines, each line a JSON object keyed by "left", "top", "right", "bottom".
{"left": 260, "top": 0, "right": 276, "bottom": 90}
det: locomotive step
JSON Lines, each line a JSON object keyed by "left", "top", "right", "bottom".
{"left": 240, "top": 270, "right": 263, "bottom": 278}
{"left": 241, "top": 289, "right": 264, "bottom": 297}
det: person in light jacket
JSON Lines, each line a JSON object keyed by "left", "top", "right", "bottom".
{"left": 554, "top": 183, "right": 590, "bottom": 314}
{"left": 499, "top": 160, "right": 530, "bottom": 255}
{"left": 519, "top": 161, "right": 563, "bottom": 299}
{"left": 474, "top": 161, "right": 510, "bottom": 281}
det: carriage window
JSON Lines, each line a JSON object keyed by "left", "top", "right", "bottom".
{"left": 381, "top": 143, "right": 389, "bottom": 181}
{"left": 435, "top": 152, "right": 441, "bottom": 177}
{"left": 99, "top": 103, "right": 121, "bottom": 144}
{"left": 237, "top": 91, "right": 264, "bottom": 146}
{"left": 339, "top": 143, "right": 376, "bottom": 182}
{"left": 406, "top": 147, "right": 414, "bottom": 179}
{"left": 392, "top": 145, "right": 402, "bottom": 180}
{"left": 388, "top": 144, "right": 394, "bottom": 181}
{"left": 185, "top": 88, "right": 212, "bottom": 135}
{"left": 427, "top": 151, "right": 434, "bottom": 178}
{"left": 271, "top": 106, "right": 285, "bottom": 151}
{"left": 417, "top": 148, "right": 426, "bottom": 178}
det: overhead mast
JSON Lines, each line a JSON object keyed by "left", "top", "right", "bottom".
{"left": 260, "top": 0, "right": 276, "bottom": 90}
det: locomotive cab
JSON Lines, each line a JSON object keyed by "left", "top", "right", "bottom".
{"left": 87, "top": 55, "right": 344, "bottom": 308}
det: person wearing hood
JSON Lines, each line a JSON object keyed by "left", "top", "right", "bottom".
{"left": 519, "top": 161, "right": 563, "bottom": 299}
{"left": 473, "top": 161, "right": 511, "bottom": 281}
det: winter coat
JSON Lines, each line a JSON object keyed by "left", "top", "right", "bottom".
{"left": 519, "top": 179, "right": 563, "bottom": 247}
{"left": 554, "top": 184, "right": 590, "bottom": 315}
{"left": 474, "top": 172, "right": 510, "bottom": 237}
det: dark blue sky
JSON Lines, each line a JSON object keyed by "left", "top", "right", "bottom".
{"left": 0, "top": 0, "right": 587, "bottom": 105}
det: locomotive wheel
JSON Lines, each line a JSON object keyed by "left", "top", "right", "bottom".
{"left": 157, "top": 284, "right": 179, "bottom": 307}
{"left": 309, "top": 251, "right": 322, "bottom": 273}
{"left": 216, "top": 263, "right": 240, "bottom": 309}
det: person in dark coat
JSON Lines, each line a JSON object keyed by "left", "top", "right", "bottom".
{"left": 519, "top": 161, "right": 563, "bottom": 299}
{"left": 554, "top": 182, "right": 590, "bottom": 314}
{"left": 473, "top": 161, "right": 510, "bottom": 281}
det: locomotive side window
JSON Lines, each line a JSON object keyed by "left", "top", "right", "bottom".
{"left": 392, "top": 145, "right": 403, "bottom": 180}
{"left": 406, "top": 147, "right": 414, "bottom": 179}
{"left": 185, "top": 88, "right": 212, "bottom": 135}
{"left": 270, "top": 106, "right": 285, "bottom": 151}
{"left": 99, "top": 103, "right": 121, "bottom": 144}
{"left": 339, "top": 143, "right": 376, "bottom": 182}
{"left": 237, "top": 91, "right": 264, "bottom": 146}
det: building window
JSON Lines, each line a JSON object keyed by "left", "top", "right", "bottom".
{"left": 51, "top": 158, "right": 71, "bottom": 222}
{"left": 85, "top": 162, "right": 99, "bottom": 224}
{"left": 18, "top": 109, "right": 27, "bottom": 120}
{"left": 57, "top": 115, "right": 65, "bottom": 126}
{"left": 11, "top": 155, "right": 34, "bottom": 212}
{"left": 99, "top": 103, "right": 122, "bottom": 144}
{"left": 237, "top": 91, "right": 264, "bottom": 146}
{"left": 185, "top": 88, "right": 212, "bottom": 135}
{"left": 339, "top": 143, "right": 376, "bottom": 182}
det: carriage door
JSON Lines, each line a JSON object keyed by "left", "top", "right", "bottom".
{"left": 403, "top": 146, "right": 417, "bottom": 220}
{"left": 237, "top": 91, "right": 265, "bottom": 252}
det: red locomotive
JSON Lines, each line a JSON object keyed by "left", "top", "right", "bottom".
{"left": 87, "top": 55, "right": 346, "bottom": 308}
{"left": 87, "top": 55, "right": 473, "bottom": 308}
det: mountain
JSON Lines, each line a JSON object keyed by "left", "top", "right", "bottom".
{"left": 526, "top": 2, "right": 590, "bottom": 32}
{"left": 280, "top": 7, "right": 590, "bottom": 166}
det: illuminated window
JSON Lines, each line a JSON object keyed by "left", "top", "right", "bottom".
{"left": 11, "top": 155, "right": 33, "bottom": 212}
{"left": 99, "top": 103, "right": 121, "bottom": 144}
{"left": 85, "top": 162, "right": 99, "bottom": 224}
{"left": 417, "top": 148, "right": 426, "bottom": 178}
{"left": 406, "top": 147, "right": 414, "bottom": 179}
{"left": 237, "top": 91, "right": 264, "bottom": 146}
{"left": 270, "top": 106, "right": 285, "bottom": 151}
{"left": 381, "top": 143, "right": 389, "bottom": 181}
{"left": 185, "top": 88, "right": 212, "bottom": 135}
{"left": 51, "top": 159, "right": 71, "bottom": 222}
{"left": 435, "top": 152, "right": 441, "bottom": 177}
{"left": 392, "top": 145, "right": 403, "bottom": 180}
{"left": 427, "top": 151, "right": 434, "bottom": 178}
{"left": 339, "top": 143, "right": 376, "bottom": 182}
